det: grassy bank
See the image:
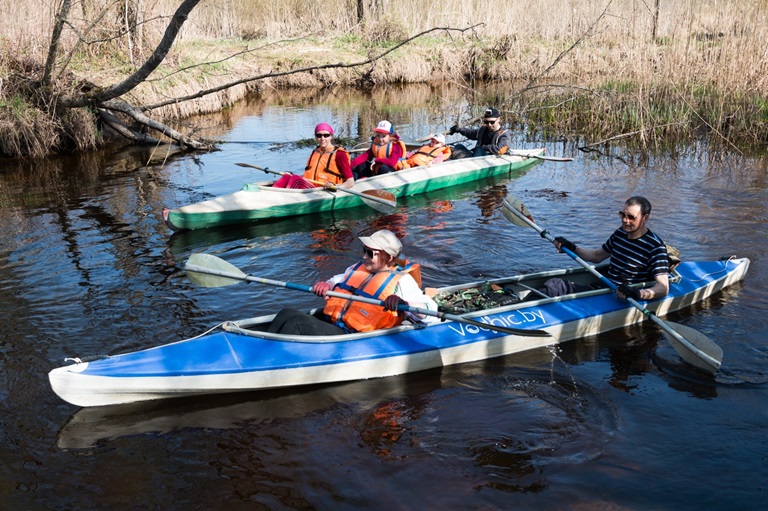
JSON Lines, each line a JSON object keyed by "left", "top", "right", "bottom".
{"left": 2, "top": 0, "right": 767, "bottom": 157}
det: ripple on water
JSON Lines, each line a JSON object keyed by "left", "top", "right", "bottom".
{"left": 351, "top": 370, "right": 618, "bottom": 496}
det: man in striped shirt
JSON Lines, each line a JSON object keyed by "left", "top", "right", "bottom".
{"left": 546, "top": 196, "right": 669, "bottom": 301}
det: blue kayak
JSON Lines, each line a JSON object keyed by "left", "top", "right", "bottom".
{"left": 49, "top": 257, "right": 749, "bottom": 407}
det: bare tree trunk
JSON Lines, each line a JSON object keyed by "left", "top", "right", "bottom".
{"left": 652, "top": 0, "right": 660, "bottom": 40}
{"left": 60, "top": 0, "right": 202, "bottom": 108}
{"left": 42, "top": 0, "right": 73, "bottom": 86}
{"left": 43, "top": 0, "right": 477, "bottom": 154}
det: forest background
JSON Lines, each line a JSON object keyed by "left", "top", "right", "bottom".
{"left": 1, "top": 0, "right": 767, "bottom": 158}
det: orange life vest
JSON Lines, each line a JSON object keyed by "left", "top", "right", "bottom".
{"left": 370, "top": 139, "right": 407, "bottom": 174}
{"left": 304, "top": 146, "right": 348, "bottom": 185}
{"left": 403, "top": 145, "right": 452, "bottom": 169}
{"left": 322, "top": 261, "right": 422, "bottom": 332}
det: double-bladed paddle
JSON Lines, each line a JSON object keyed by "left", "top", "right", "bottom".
{"left": 413, "top": 117, "right": 572, "bottom": 162}
{"left": 503, "top": 151, "right": 573, "bottom": 162}
{"left": 415, "top": 116, "right": 482, "bottom": 142}
{"left": 235, "top": 162, "right": 396, "bottom": 213}
{"left": 501, "top": 195, "right": 723, "bottom": 374}
{"left": 184, "top": 253, "right": 551, "bottom": 338}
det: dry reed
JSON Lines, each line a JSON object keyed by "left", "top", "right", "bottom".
{"left": 2, "top": 0, "right": 767, "bottom": 156}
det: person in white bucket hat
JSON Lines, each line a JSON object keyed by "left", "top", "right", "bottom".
{"left": 267, "top": 229, "right": 438, "bottom": 336}
{"left": 402, "top": 133, "right": 452, "bottom": 169}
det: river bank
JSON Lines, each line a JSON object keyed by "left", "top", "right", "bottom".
{"left": 2, "top": 0, "right": 768, "bottom": 157}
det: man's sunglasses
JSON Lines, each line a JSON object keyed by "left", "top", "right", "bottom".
{"left": 618, "top": 211, "right": 642, "bottom": 221}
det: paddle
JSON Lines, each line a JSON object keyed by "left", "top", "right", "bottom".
{"left": 414, "top": 117, "right": 572, "bottom": 162}
{"left": 504, "top": 151, "right": 573, "bottom": 162}
{"left": 234, "top": 162, "right": 397, "bottom": 213}
{"left": 348, "top": 139, "right": 424, "bottom": 154}
{"left": 185, "top": 253, "right": 551, "bottom": 338}
{"left": 416, "top": 116, "right": 482, "bottom": 142}
{"left": 501, "top": 195, "right": 724, "bottom": 374}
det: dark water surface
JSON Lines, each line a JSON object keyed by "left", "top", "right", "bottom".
{"left": 1, "top": 88, "right": 767, "bottom": 510}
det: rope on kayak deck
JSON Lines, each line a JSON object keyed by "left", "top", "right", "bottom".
{"left": 685, "top": 255, "right": 738, "bottom": 284}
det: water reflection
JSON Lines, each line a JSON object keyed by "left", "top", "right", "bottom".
{"left": 1, "top": 83, "right": 767, "bottom": 510}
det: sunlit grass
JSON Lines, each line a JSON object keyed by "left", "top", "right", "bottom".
{"left": 2, "top": 0, "right": 768, "bottom": 156}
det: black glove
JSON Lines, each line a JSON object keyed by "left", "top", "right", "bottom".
{"left": 449, "top": 125, "right": 459, "bottom": 135}
{"left": 384, "top": 295, "right": 407, "bottom": 312}
{"left": 554, "top": 236, "right": 576, "bottom": 253}
{"left": 617, "top": 283, "right": 641, "bottom": 301}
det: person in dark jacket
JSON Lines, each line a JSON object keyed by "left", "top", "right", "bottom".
{"left": 449, "top": 107, "right": 511, "bottom": 157}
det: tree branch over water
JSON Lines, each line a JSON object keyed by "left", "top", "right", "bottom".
{"left": 143, "top": 25, "right": 483, "bottom": 112}
{"left": 45, "top": 0, "right": 480, "bottom": 152}
{"left": 59, "top": 0, "right": 202, "bottom": 109}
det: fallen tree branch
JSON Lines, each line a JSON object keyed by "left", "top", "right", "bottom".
{"left": 101, "top": 99, "right": 212, "bottom": 150}
{"left": 97, "top": 108, "right": 162, "bottom": 145}
{"left": 577, "top": 122, "right": 689, "bottom": 151}
{"left": 59, "top": 0, "right": 202, "bottom": 108}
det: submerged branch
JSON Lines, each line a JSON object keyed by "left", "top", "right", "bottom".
{"left": 101, "top": 99, "right": 211, "bottom": 150}
{"left": 578, "top": 122, "right": 689, "bottom": 151}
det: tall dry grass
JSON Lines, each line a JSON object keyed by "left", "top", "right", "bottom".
{"left": 4, "top": 0, "right": 766, "bottom": 90}
{"left": 2, "top": 0, "right": 768, "bottom": 156}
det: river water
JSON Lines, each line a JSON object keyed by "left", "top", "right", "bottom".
{"left": 1, "top": 86, "right": 767, "bottom": 510}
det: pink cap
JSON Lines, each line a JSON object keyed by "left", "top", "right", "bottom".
{"left": 314, "top": 123, "right": 334, "bottom": 135}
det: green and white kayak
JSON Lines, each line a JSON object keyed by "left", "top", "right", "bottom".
{"left": 162, "top": 150, "right": 546, "bottom": 231}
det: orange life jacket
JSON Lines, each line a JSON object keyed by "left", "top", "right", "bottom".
{"left": 322, "top": 261, "right": 422, "bottom": 332}
{"left": 370, "top": 139, "right": 407, "bottom": 174}
{"left": 403, "top": 145, "right": 452, "bottom": 169}
{"left": 304, "top": 146, "right": 348, "bottom": 185}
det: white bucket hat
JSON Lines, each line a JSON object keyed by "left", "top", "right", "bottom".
{"left": 358, "top": 229, "right": 402, "bottom": 258}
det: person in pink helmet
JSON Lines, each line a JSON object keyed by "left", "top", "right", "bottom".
{"left": 273, "top": 122, "right": 355, "bottom": 189}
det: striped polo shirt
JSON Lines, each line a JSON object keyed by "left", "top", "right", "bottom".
{"left": 602, "top": 228, "right": 670, "bottom": 284}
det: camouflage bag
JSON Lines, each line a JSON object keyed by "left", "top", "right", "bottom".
{"left": 435, "top": 284, "right": 520, "bottom": 314}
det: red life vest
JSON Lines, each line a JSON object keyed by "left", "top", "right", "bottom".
{"left": 304, "top": 146, "right": 349, "bottom": 185}
{"left": 323, "top": 261, "right": 422, "bottom": 332}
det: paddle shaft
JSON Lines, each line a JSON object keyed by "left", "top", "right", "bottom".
{"left": 184, "top": 264, "right": 550, "bottom": 338}
{"left": 416, "top": 116, "right": 482, "bottom": 142}
{"left": 235, "top": 163, "right": 396, "bottom": 208}
{"left": 502, "top": 201, "right": 721, "bottom": 368}
{"left": 505, "top": 151, "right": 573, "bottom": 162}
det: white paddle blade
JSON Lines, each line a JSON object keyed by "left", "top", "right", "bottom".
{"left": 185, "top": 253, "right": 247, "bottom": 288}
{"left": 663, "top": 321, "right": 723, "bottom": 374}
{"left": 360, "top": 191, "right": 396, "bottom": 213}
{"left": 502, "top": 197, "right": 534, "bottom": 228}
{"left": 352, "top": 184, "right": 397, "bottom": 213}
